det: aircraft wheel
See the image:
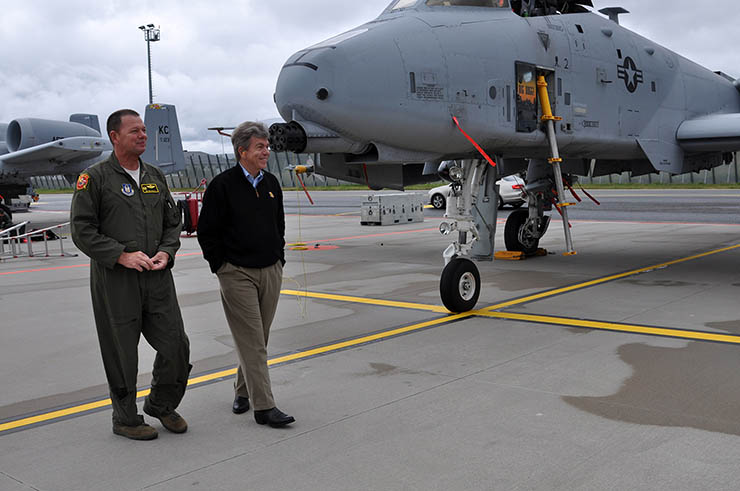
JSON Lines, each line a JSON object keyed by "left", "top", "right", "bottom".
{"left": 0, "top": 204, "right": 12, "bottom": 230}
{"left": 504, "top": 209, "right": 539, "bottom": 254}
{"left": 440, "top": 257, "right": 480, "bottom": 313}
{"left": 431, "top": 193, "right": 446, "bottom": 209}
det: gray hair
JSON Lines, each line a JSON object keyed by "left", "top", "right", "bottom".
{"left": 231, "top": 121, "right": 269, "bottom": 160}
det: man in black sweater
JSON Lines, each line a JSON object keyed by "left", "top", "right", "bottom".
{"left": 197, "top": 121, "right": 294, "bottom": 428}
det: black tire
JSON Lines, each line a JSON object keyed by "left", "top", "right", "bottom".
{"left": 504, "top": 208, "right": 539, "bottom": 254}
{"left": 0, "top": 204, "right": 12, "bottom": 230}
{"left": 431, "top": 193, "right": 446, "bottom": 210}
{"left": 511, "top": 200, "right": 524, "bottom": 209}
{"left": 440, "top": 257, "right": 481, "bottom": 313}
{"left": 497, "top": 195, "right": 505, "bottom": 210}
{"left": 178, "top": 199, "right": 193, "bottom": 233}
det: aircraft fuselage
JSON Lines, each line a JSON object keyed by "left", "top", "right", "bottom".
{"left": 273, "top": 5, "right": 740, "bottom": 182}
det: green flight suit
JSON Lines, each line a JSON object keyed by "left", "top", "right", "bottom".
{"left": 71, "top": 154, "right": 191, "bottom": 426}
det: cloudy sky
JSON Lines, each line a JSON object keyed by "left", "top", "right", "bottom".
{"left": 1, "top": 0, "right": 737, "bottom": 154}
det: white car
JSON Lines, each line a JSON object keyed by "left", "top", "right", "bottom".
{"left": 428, "top": 175, "right": 526, "bottom": 210}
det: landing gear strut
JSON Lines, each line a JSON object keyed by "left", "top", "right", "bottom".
{"left": 437, "top": 159, "right": 496, "bottom": 312}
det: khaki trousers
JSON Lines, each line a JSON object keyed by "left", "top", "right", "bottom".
{"left": 216, "top": 261, "right": 282, "bottom": 411}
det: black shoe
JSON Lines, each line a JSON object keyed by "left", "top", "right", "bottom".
{"left": 254, "top": 407, "right": 295, "bottom": 427}
{"left": 232, "top": 396, "right": 250, "bottom": 414}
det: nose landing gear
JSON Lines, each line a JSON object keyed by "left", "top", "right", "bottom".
{"left": 437, "top": 159, "right": 495, "bottom": 313}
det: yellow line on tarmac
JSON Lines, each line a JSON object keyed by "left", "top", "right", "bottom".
{"left": 6, "top": 244, "right": 739, "bottom": 434}
{"left": 484, "top": 243, "right": 740, "bottom": 311}
{"left": 0, "top": 312, "right": 471, "bottom": 434}
{"left": 268, "top": 312, "right": 474, "bottom": 364}
{"left": 478, "top": 311, "right": 740, "bottom": 344}
{"left": 281, "top": 289, "right": 450, "bottom": 313}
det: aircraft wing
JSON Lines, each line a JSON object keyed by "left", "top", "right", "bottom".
{"left": 676, "top": 113, "right": 740, "bottom": 153}
{"left": 635, "top": 113, "right": 740, "bottom": 174}
{"left": 0, "top": 136, "right": 111, "bottom": 166}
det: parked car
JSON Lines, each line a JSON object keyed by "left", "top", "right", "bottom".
{"left": 428, "top": 175, "right": 526, "bottom": 210}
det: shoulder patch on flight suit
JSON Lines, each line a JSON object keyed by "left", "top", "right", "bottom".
{"left": 121, "top": 183, "right": 135, "bottom": 197}
{"left": 141, "top": 183, "right": 160, "bottom": 194}
{"left": 76, "top": 173, "right": 90, "bottom": 191}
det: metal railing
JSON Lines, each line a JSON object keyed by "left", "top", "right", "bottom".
{"left": 0, "top": 221, "right": 76, "bottom": 260}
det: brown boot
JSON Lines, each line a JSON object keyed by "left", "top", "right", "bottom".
{"left": 112, "top": 422, "right": 158, "bottom": 440}
{"left": 144, "top": 407, "right": 188, "bottom": 434}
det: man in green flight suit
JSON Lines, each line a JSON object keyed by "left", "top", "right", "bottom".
{"left": 71, "top": 109, "right": 191, "bottom": 440}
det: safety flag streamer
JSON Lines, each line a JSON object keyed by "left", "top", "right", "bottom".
{"left": 296, "top": 173, "right": 314, "bottom": 205}
{"left": 452, "top": 117, "right": 496, "bottom": 168}
{"left": 577, "top": 182, "right": 601, "bottom": 206}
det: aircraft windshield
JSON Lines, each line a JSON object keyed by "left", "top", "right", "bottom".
{"left": 390, "top": 0, "right": 418, "bottom": 11}
{"left": 426, "top": 0, "right": 510, "bottom": 7}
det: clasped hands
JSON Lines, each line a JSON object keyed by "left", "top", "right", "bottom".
{"left": 117, "top": 251, "right": 170, "bottom": 272}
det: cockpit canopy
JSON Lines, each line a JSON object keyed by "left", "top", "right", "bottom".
{"left": 388, "top": 0, "right": 593, "bottom": 15}
{"left": 425, "top": 0, "right": 510, "bottom": 7}
{"left": 389, "top": 0, "right": 509, "bottom": 10}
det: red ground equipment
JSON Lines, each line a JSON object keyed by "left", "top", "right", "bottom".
{"left": 177, "top": 179, "right": 206, "bottom": 236}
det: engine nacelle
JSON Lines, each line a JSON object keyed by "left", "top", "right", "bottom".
{"left": 6, "top": 118, "right": 101, "bottom": 152}
{"left": 0, "top": 123, "right": 8, "bottom": 155}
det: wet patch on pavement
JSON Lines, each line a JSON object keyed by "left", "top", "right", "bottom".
{"left": 563, "top": 342, "right": 740, "bottom": 436}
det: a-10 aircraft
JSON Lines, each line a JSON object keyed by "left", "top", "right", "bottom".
{"left": 0, "top": 104, "right": 185, "bottom": 217}
{"left": 269, "top": 0, "right": 740, "bottom": 313}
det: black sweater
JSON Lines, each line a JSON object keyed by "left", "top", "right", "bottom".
{"left": 197, "top": 165, "right": 285, "bottom": 273}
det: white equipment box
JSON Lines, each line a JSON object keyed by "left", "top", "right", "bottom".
{"left": 360, "top": 193, "right": 424, "bottom": 226}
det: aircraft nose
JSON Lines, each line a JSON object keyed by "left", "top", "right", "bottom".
{"left": 273, "top": 18, "right": 456, "bottom": 153}
{"left": 274, "top": 49, "right": 330, "bottom": 124}
{"left": 274, "top": 24, "right": 408, "bottom": 134}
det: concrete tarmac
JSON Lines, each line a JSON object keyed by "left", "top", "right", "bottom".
{"left": 2, "top": 190, "right": 740, "bottom": 490}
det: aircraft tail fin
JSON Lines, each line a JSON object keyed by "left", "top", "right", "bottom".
{"left": 141, "top": 103, "right": 185, "bottom": 172}
{"left": 69, "top": 114, "right": 101, "bottom": 133}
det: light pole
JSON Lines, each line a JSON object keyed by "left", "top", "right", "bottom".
{"left": 138, "top": 24, "right": 160, "bottom": 104}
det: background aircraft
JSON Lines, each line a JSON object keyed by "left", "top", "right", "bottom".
{"left": 269, "top": 0, "right": 740, "bottom": 312}
{"left": 0, "top": 104, "right": 185, "bottom": 218}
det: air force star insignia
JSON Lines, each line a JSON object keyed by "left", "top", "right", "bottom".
{"left": 121, "top": 183, "right": 135, "bottom": 197}
{"left": 617, "top": 56, "right": 644, "bottom": 93}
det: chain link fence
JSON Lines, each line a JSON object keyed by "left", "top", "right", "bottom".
{"left": 30, "top": 152, "right": 740, "bottom": 190}
{"left": 29, "top": 151, "right": 350, "bottom": 190}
